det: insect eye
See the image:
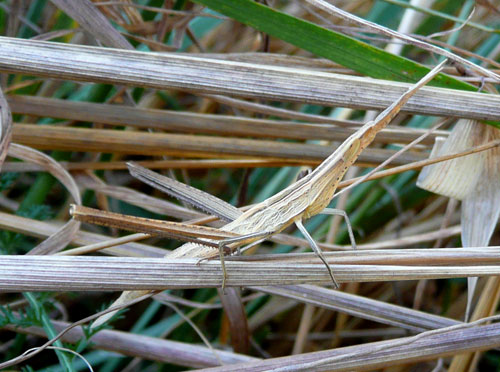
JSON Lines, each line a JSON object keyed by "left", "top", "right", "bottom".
{"left": 296, "top": 169, "right": 311, "bottom": 181}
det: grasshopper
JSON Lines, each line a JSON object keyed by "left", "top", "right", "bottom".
{"left": 85, "top": 61, "right": 446, "bottom": 326}
{"left": 143, "top": 60, "right": 446, "bottom": 288}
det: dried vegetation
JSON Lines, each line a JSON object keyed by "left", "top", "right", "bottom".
{"left": 0, "top": 0, "right": 500, "bottom": 371}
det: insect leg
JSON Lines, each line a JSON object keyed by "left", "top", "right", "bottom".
{"left": 238, "top": 237, "right": 268, "bottom": 255}
{"left": 217, "top": 231, "right": 272, "bottom": 291}
{"left": 295, "top": 219, "right": 339, "bottom": 289}
{"left": 321, "top": 208, "right": 357, "bottom": 250}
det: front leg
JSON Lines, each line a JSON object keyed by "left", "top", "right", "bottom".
{"left": 216, "top": 231, "right": 272, "bottom": 291}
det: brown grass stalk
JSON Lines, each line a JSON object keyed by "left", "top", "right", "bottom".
{"left": 7, "top": 95, "right": 445, "bottom": 145}
{"left": 12, "top": 123, "right": 426, "bottom": 165}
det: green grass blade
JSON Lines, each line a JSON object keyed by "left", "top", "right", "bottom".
{"left": 192, "top": 0, "right": 476, "bottom": 91}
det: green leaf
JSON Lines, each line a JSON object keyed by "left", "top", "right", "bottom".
{"left": 192, "top": 0, "right": 476, "bottom": 91}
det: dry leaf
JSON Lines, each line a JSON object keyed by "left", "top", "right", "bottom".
{"left": 6, "top": 144, "right": 81, "bottom": 254}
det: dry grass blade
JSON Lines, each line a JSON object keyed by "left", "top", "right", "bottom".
{"left": 0, "top": 211, "right": 166, "bottom": 258}
{"left": 4, "top": 256, "right": 500, "bottom": 291}
{"left": 0, "top": 83, "right": 12, "bottom": 169}
{"left": 56, "top": 233, "right": 150, "bottom": 256}
{"left": 204, "top": 94, "right": 359, "bottom": 124}
{"left": 340, "top": 138, "right": 500, "bottom": 189}
{"left": 3, "top": 316, "right": 256, "bottom": 367}
{"left": 12, "top": 123, "right": 425, "bottom": 165}
{"left": 94, "top": 1, "right": 227, "bottom": 19}
{"left": 218, "top": 287, "right": 250, "bottom": 354}
{"left": 198, "top": 319, "right": 500, "bottom": 372}
{"left": 7, "top": 95, "right": 447, "bottom": 145}
{"left": 51, "top": 0, "right": 133, "bottom": 49}
{"left": 347, "top": 225, "right": 461, "bottom": 250}
{"left": 6, "top": 144, "right": 81, "bottom": 254}
{"left": 1, "top": 158, "right": 306, "bottom": 172}
{"left": 128, "top": 161, "right": 241, "bottom": 222}
{"left": 2, "top": 139, "right": 497, "bottom": 183}
{"left": 239, "top": 247, "right": 500, "bottom": 265}
{"left": 0, "top": 37, "right": 499, "bottom": 119}
{"left": 253, "top": 284, "right": 459, "bottom": 332}
{"left": 77, "top": 173, "right": 206, "bottom": 221}
{"left": 449, "top": 277, "right": 500, "bottom": 371}
{"left": 7, "top": 144, "right": 81, "bottom": 206}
